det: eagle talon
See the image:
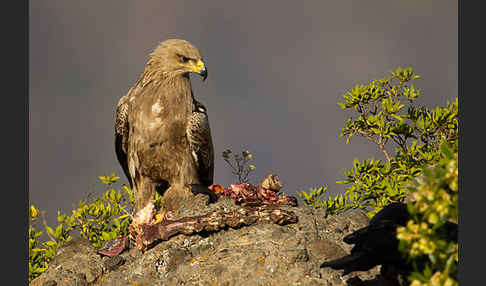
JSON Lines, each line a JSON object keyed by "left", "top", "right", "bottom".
{"left": 188, "top": 184, "right": 218, "bottom": 204}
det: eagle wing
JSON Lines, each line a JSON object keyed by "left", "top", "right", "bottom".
{"left": 188, "top": 100, "right": 214, "bottom": 186}
{"left": 114, "top": 93, "right": 133, "bottom": 188}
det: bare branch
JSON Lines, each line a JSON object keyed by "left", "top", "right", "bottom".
{"left": 129, "top": 204, "right": 298, "bottom": 251}
{"left": 39, "top": 211, "right": 57, "bottom": 243}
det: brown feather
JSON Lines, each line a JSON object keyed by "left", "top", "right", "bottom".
{"left": 188, "top": 99, "right": 214, "bottom": 186}
{"left": 114, "top": 39, "right": 214, "bottom": 213}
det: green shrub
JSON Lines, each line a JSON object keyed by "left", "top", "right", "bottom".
{"left": 298, "top": 67, "right": 458, "bottom": 284}
{"left": 28, "top": 173, "right": 135, "bottom": 282}
{"left": 297, "top": 67, "right": 458, "bottom": 217}
{"left": 29, "top": 205, "right": 55, "bottom": 282}
{"left": 397, "top": 144, "right": 458, "bottom": 285}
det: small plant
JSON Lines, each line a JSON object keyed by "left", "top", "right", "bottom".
{"left": 296, "top": 186, "right": 328, "bottom": 209}
{"left": 29, "top": 205, "right": 58, "bottom": 282}
{"left": 29, "top": 173, "right": 135, "bottom": 282}
{"left": 222, "top": 149, "right": 256, "bottom": 183}
{"left": 298, "top": 67, "right": 458, "bottom": 217}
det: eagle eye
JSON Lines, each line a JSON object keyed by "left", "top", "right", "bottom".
{"left": 178, "top": 54, "right": 191, "bottom": 63}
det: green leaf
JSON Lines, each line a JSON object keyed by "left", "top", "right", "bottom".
{"left": 30, "top": 205, "right": 38, "bottom": 219}
{"left": 45, "top": 226, "right": 55, "bottom": 237}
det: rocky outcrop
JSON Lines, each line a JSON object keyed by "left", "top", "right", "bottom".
{"left": 30, "top": 195, "right": 400, "bottom": 286}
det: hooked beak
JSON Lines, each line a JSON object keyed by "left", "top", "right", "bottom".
{"left": 195, "top": 59, "right": 207, "bottom": 81}
{"left": 182, "top": 59, "right": 208, "bottom": 81}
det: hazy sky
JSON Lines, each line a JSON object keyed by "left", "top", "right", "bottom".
{"left": 29, "top": 0, "right": 457, "bottom": 227}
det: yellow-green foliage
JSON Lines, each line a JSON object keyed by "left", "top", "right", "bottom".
{"left": 397, "top": 145, "right": 458, "bottom": 286}
{"left": 29, "top": 205, "right": 56, "bottom": 282}
{"left": 298, "top": 67, "right": 458, "bottom": 217}
{"left": 297, "top": 67, "right": 458, "bottom": 284}
{"left": 28, "top": 173, "right": 136, "bottom": 282}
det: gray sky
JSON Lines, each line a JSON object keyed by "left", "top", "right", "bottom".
{"left": 29, "top": 0, "right": 457, "bottom": 227}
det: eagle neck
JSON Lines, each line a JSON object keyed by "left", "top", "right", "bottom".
{"left": 158, "top": 73, "right": 193, "bottom": 115}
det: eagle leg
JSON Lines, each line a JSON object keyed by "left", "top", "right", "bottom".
{"left": 132, "top": 177, "right": 158, "bottom": 224}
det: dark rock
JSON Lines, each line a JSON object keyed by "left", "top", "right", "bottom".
{"left": 30, "top": 195, "right": 386, "bottom": 286}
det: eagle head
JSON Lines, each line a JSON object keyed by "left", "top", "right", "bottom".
{"left": 149, "top": 39, "right": 207, "bottom": 81}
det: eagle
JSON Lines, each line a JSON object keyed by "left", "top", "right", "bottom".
{"left": 114, "top": 39, "right": 215, "bottom": 221}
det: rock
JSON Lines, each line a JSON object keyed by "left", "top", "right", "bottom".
{"left": 40, "top": 281, "right": 57, "bottom": 286}
{"left": 103, "top": 256, "right": 125, "bottom": 272}
{"left": 30, "top": 238, "right": 103, "bottom": 286}
{"left": 31, "top": 195, "right": 388, "bottom": 286}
